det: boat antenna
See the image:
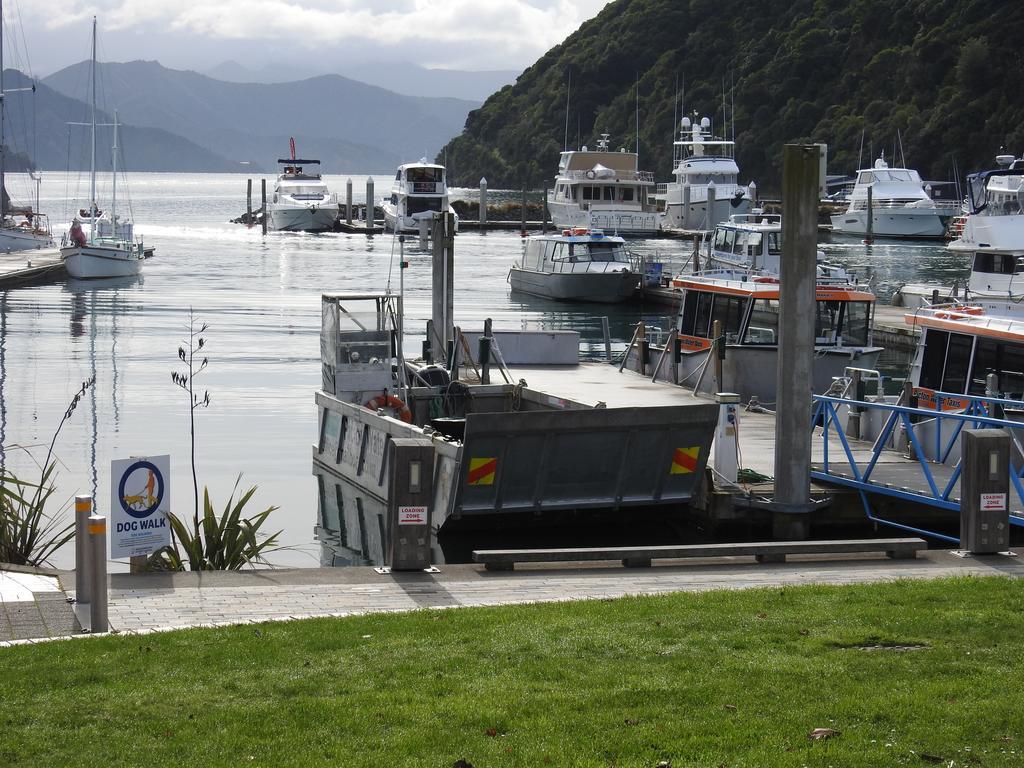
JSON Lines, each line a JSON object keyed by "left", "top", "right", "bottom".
{"left": 730, "top": 69, "right": 735, "bottom": 144}
{"left": 89, "top": 16, "right": 97, "bottom": 243}
{"left": 897, "top": 128, "right": 907, "bottom": 168}
{"left": 857, "top": 128, "right": 865, "bottom": 170}
{"left": 635, "top": 71, "right": 640, "bottom": 158}
{"left": 721, "top": 77, "right": 726, "bottom": 139}
{"left": 672, "top": 73, "right": 678, "bottom": 145}
{"left": 563, "top": 68, "right": 571, "bottom": 151}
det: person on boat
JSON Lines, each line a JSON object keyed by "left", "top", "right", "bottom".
{"left": 69, "top": 219, "right": 87, "bottom": 247}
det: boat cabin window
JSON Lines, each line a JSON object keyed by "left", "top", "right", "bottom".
{"left": 842, "top": 302, "right": 871, "bottom": 347}
{"left": 621, "top": 188, "right": 634, "bottom": 202}
{"left": 972, "top": 252, "right": 1024, "bottom": 275}
{"left": 406, "top": 167, "right": 442, "bottom": 183}
{"left": 679, "top": 292, "right": 746, "bottom": 341}
{"left": 970, "top": 337, "right": 1024, "bottom": 397}
{"left": 816, "top": 301, "right": 842, "bottom": 343}
{"left": 714, "top": 228, "right": 735, "bottom": 253}
{"left": 396, "top": 171, "right": 402, "bottom": 180}
{"left": 407, "top": 197, "right": 443, "bottom": 215}
{"left": 743, "top": 298, "right": 779, "bottom": 344}
{"left": 767, "top": 232, "right": 781, "bottom": 255}
{"left": 551, "top": 241, "right": 627, "bottom": 264}
{"left": 582, "top": 187, "right": 598, "bottom": 201}
{"left": 857, "top": 172, "right": 872, "bottom": 184}
{"left": 280, "top": 185, "right": 325, "bottom": 198}
{"left": 919, "top": 329, "right": 974, "bottom": 394}
{"left": 604, "top": 186, "right": 616, "bottom": 201}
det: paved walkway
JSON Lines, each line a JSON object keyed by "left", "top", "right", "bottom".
{"left": 3, "top": 548, "right": 1023, "bottom": 647}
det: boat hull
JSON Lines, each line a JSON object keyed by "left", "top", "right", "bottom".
{"left": 61, "top": 243, "right": 145, "bottom": 279}
{"left": 830, "top": 210, "right": 947, "bottom": 238}
{"left": 663, "top": 196, "right": 752, "bottom": 231}
{"left": 382, "top": 203, "right": 460, "bottom": 233}
{"left": 509, "top": 266, "right": 637, "bottom": 303}
{"left": 266, "top": 204, "right": 339, "bottom": 232}
{"left": 0, "top": 226, "right": 54, "bottom": 253}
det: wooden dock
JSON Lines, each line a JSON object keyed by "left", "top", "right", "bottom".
{"left": 0, "top": 248, "right": 65, "bottom": 287}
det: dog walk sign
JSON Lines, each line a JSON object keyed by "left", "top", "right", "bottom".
{"left": 110, "top": 455, "right": 171, "bottom": 559}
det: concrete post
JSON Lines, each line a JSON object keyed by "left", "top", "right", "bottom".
{"left": 865, "top": 184, "right": 874, "bottom": 244}
{"left": 88, "top": 514, "right": 108, "bottom": 632}
{"left": 479, "top": 177, "right": 487, "bottom": 231}
{"left": 748, "top": 181, "right": 757, "bottom": 206}
{"left": 706, "top": 180, "right": 717, "bottom": 232}
{"left": 712, "top": 319, "right": 724, "bottom": 391}
{"left": 601, "top": 316, "right": 612, "bottom": 362}
{"left": 479, "top": 318, "right": 493, "bottom": 384}
{"left": 386, "top": 438, "right": 435, "bottom": 571}
{"left": 74, "top": 495, "right": 92, "bottom": 604}
{"left": 520, "top": 186, "right": 527, "bottom": 237}
{"left": 692, "top": 234, "right": 702, "bottom": 273}
{"left": 366, "top": 177, "right": 375, "bottom": 227}
{"left": 681, "top": 184, "right": 691, "bottom": 229}
{"left": 418, "top": 217, "right": 429, "bottom": 249}
{"left": 260, "top": 179, "right": 268, "bottom": 235}
{"left": 845, "top": 369, "right": 863, "bottom": 440}
{"left": 246, "top": 178, "right": 252, "bottom": 227}
{"left": 774, "top": 144, "right": 820, "bottom": 537}
{"left": 431, "top": 213, "right": 455, "bottom": 356}
{"left": 960, "top": 429, "right": 1011, "bottom": 554}
{"left": 346, "top": 178, "right": 353, "bottom": 224}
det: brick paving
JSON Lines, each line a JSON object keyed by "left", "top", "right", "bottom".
{"left": 2, "top": 549, "right": 1023, "bottom": 646}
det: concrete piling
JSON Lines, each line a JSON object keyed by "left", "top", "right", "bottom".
{"left": 346, "top": 178, "right": 353, "bottom": 224}
{"left": 261, "top": 178, "right": 268, "bottom": 235}
{"left": 246, "top": 178, "right": 252, "bottom": 228}
{"left": 865, "top": 184, "right": 874, "bottom": 245}
{"left": 706, "top": 181, "right": 717, "bottom": 232}
{"left": 479, "top": 177, "right": 487, "bottom": 232}
{"left": 773, "top": 144, "right": 820, "bottom": 538}
{"left": 366, "top": 177, "right": 375, "bottom": 227}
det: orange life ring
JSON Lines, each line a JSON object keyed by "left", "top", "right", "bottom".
{"left": 754, "top": 276, "right": 779, "bottom": 283}
{"left": 571, "top": 227, "right": 589, "bottom": 236}
{"left": 364, "top": 393, "right": 412, "bottom": 423}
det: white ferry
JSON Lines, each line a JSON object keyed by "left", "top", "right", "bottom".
{"left": 266, "top": 142, "right": 339, "bottom": 232}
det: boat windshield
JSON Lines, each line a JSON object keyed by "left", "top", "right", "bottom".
{"left": 407, "top": 167, "right": 443, "bottom": 183}
{"left": 552, "top": 241, "right": 628, "bottom": 263}
{"left": 281, "top": 185, "right": 326, "bottom": 197}
{"left": 872, "top": 170, "right": 918, "bottom": 183}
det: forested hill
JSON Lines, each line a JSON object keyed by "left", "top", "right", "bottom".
{"left": 439, "top": 0, "right": 1024, "bottom": 191}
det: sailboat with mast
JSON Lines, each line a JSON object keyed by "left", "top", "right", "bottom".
{"left": 60, "top": 17, "right": 147, "bottom": 279}
{"left": 0, "top": 0, "right": 54, "bottom": 252}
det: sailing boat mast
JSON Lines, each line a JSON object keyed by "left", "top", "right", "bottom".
{"left": 89, "top": 16, "right": 97, "bottom": 242}
{"left": 111, "top": 110, "right": 117, "bottom": 238}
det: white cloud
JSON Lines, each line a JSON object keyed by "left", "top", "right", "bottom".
{"left": 27, "top": 0, "right": 611, "bottom": 70}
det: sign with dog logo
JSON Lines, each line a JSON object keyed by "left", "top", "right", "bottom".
{"left": 110, "top": 455, "right": 171, "bottom": 559}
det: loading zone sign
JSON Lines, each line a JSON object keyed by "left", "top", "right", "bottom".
{"left": 110, "top": 455, "right": 171, "bottom": 559}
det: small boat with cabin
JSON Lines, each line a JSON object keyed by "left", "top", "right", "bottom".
{"left": 382, "top": 159, "right": 459, "bottom": 233}
{"left": 666, "top": 269, "right": 882, "bottom": 402}
{"left": 508, "top": 227, "right": 637, "bottom": 303}
{"left": 266, "top": 140, "right": 339, "bottom": 232}
{"left": 830, "top": 153, "right": 957, "bottom": 239}
{"left": 547, "top": 133, "right": 661, "bottom": 236}
{"left": 662, "top": 114, "right": 754, "bottom": 231}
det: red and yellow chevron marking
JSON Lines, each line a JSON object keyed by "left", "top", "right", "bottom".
{"left": 467, "top": 457, "right": 498, "bottom": 486}
{"left": 670, "top": 446, "right": 700, "bottom": 475}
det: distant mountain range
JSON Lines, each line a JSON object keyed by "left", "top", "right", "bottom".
{"left": 204, "top": 60, "right": 517, "bottom": 102}
{"left": 39, "top": 60, "right": 480, "bottom": 174}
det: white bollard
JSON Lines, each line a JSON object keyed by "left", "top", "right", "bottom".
{"left": 479, "top": 177, "right": 488, "bottom": 230}
{"left": 365, "top": 178, "right": 375, "bottom": 227}
{"left": 345, "top": 178, "right": 353, "bottom": 224}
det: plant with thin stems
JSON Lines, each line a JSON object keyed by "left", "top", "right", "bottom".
{"left": 0, "top": 378, "right": 95, "bottom": 566}
{"left": 171, "top": 309, "right": 209, "bottom": 533}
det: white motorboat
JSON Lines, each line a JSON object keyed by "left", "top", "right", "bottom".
{"left": 892, "top": 156, "right": 1024, "bottom": 314}
{"left": 547, "top": 133, "right": 661, "bottom": 236}
{"left": 60, "top": 19, "right": 147, "bottom": 280}
{"left": 662, "top": 114, "right": 754, "bottom": 231}
{"left": 830, "top": 154, "right": 958, "bottom": 239}
{"left": 508, "top": 227, "right": 637, "bottom": 303}
{"left": 382, "top": 159, "right": 459, "bottom": 233}
{"left": 266, "top": 141, "right": 339, "bottom": 232}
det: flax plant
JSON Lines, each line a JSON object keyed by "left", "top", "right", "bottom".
{"left": 171, "top": 308, "right": 210, "bottom": 532}
{"left": 0, "top": 378, "right": 95, "bottom": 566}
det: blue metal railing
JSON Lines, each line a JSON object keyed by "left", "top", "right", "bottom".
{"left": 811, "top": 391, "right": 1024, "bottom": 543}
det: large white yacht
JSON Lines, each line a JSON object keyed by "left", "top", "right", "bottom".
{"left": 894, "top": 155, "right": 1024, "bottom": 314}
{"left": 266, "top": 142, "right": 339, "bottom": 232}
{"left": 662, "top": 114, "right": 754, "bottom": 230}
{"left": 382, "top": 159, "right": 458, "bottom": 233}
{"left": 830, "top": 154, "right": 958, "bottom": 238}
{"left": 547, "top": 134, "right": 661, "bottom": 236}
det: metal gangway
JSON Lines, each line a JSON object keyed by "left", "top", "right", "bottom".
{"left": 810, "top": 389, "right": 1024, "bottom": 543}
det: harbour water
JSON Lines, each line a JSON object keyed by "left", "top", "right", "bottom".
{"left": 0, "top": 172, "right": 967, "bottom": 569}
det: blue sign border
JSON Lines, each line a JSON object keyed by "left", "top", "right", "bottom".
{"left": 117, "top": 460, "right": 165, "bottom": 519}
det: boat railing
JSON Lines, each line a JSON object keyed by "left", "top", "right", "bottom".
{"left": 848, "top": 198, "right": 960, "bottom": 213}
{"left": 407, "top": 181, "right": 442, "bottom": 194}
{"left": 560, "top": 170, "right": 656, "bottom": 183}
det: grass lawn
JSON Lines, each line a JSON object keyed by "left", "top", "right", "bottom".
{"left": 2, "top": 575, "right": 1023, "bottom": 766}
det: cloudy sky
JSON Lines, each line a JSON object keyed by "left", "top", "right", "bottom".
{"left": 14, "top": 0, "right": 611, "bottom": 76}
